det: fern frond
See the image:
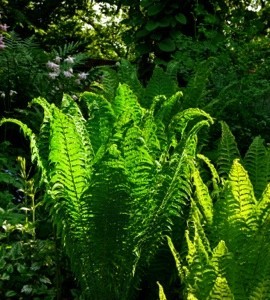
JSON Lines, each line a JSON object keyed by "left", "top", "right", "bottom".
{"left": 167, "top": 236, "right": 183, "bottom": 281}
{"left": 197, "top": 153, "right": 221, "bottom": 199}
{"left": 182, "top": 58, "right": 216, "bottom": 109}
{"left": 217, "top": 121, "right": 240, "bottom": 178}
{"left": 117, "top": 59, "right": 144, "bottom": 99}
{"left": 244, "top": 136, "right": 268, "bottom": 199}
{"left": 0, "top": 118, "right": 45, "bottom": 181}
{"left": 93, "top": 66, "right": 119, "bottom": 101}
{"left": 77, "top": 145, "right": 134, "bottom": 299}
{"left": 155, "top": 91, "right": 184, "bottom": 128}
{"left": 80, "top": 91, "right": 115, "bottom": 156}
{"left": 206, "top": 276, "right": 234, "bottom": 300}
{"left": 48, "top": 106, "right": 90, "bottom": 238}
{"left": 192, "top": 168, "right": 213, "bottom": 225}
{"left": 257, "top": 183, "right": 270, "bottom": 225}
{"left": 143, "top": 66, "right": 178, "bottom": 108}
{"left": 157, "top": 281, "right": 167, "bottom": 300}
{"left": 112, "top": 84, "right": 143, "bottom": 128}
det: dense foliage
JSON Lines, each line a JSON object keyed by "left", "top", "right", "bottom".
{"left": 0, "top": 0, "right": 270, "bottom": 299}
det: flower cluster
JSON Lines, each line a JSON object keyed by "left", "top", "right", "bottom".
{"left": 46, "top": 55, "right": 88, "bottom": 84}
{"left": 0, "top": 13, "right": 8, "bottom": 50}
{"left": 45, "top": 54, "right": 90, "bottom": 101}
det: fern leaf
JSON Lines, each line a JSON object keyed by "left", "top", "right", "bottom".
{"left": 80, "top": 91, "right": 115, "bottom": 155}
{"left": 0, "top": 118, "right": 45, "bottom": 181}
{"left": 154, "top": 91, "right": 184, "bottom": 128}
{"left": 157, "top": 282, "right": 167, "bottom": 300}
{"left": 78, "top": 145, "right": 134, "bottom": 299}
{"left": 217, "top": 121, "right": 240, "bottom": 178}
{"left": 48, "top": 107, "right": 90, "bottom": 240}
{"left": 143, "top": 66, "right": 178, "bottom": 108}
{"left": 228, "top": 159, "right": 257, "bottom": 227}
{"left": 214, "top": 159, "right": 257, "bottom": 244}
{"left": 117, "top": 59, "right": 144, "bottom": 99}
{"left": 167, "top": 236, "right": 183, "bottom": 282}
{"left": 192, "top": 168, "right": 213, "bottom": 225}
{"left": 244, "top": 136, "right": 268, "bottom": 199}
{"left": 112, "top": 84, "right": 143, "bottom": 128}
{"left": 206, "top": 276, "right": 234, "bottom": 300}
{"left": 183, "top": 58, "right": 216, "bottom": 109}
{"left": 257, "top": 183, "right": 270, "bottom": 225}
{"left": 197, "top": 153, "right": 221, "bottom": 199}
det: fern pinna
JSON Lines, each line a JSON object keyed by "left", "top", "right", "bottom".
{"left": 0, "top": 84, "right": 213, "bottom": 299}
{"left": 166, "top": 156, "right": 270, "bottom": 300}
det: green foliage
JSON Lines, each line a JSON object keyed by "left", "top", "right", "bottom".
{"left": 165, "top": 155, "right": 270, "bottom": 299}
{"left": 0, "top": 146, "right": 57, "bottom": 299}
{"left": 0, "top": 83, "right": 213, "bottom": 299}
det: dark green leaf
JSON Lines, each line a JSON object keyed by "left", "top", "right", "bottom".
{"left": 175, "top": 13, "right": 187, "bottom": 24}
{"left": 158, "top": 39, "right": 176, "bottom": 52}
{"left": 147, "top": 4, "right": 164, "bottom": 16}
{"left": 146, "top": 20, "right": 160, "bottom": 31}
{"left": 5, "top": 290, "right": 17, "bottom": 297}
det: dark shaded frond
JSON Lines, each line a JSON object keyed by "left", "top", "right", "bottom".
{"left": 217, "top": 121, "right": 240, "bottom": 178}
{"left": 244, "top": 136, "right": 268, "bottom": 199}
{"left": 143, "top": 66, "right": 178, "bottom": 108}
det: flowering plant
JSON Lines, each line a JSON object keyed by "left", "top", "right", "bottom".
{"left": 45, "top": 49, "right": 90, "bottom": 102}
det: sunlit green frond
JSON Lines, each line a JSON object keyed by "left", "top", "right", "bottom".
{"left": 167, "top": 236, "right": 183, "bottom": 281}
{"left": 210, "top": 240, "right": 231, "bottom": 277}
{"left": 169, "top": 108, "right": 214, "bottom": 143}
{"left": 228, "top": 159, "right": 257, "bottom": 227}
{"left": 206, "top": 276, "right": 234, "bottom": 300}
{"left": 192, "top": 168, "right": 213, "bottom": 225}
{"left": 123, "top": 125, "right": 155, "bottom": 201}
{"left": 93, "top": 66, "right": 119, "bottom": 101}
{"left": 257, "top": 183, "right": 270, "bottom": 225}
{"left": 214, "top": 159, "right": 257, "bottom": 247}
{"left": 78, "top": 145, "right": 134, "bottom": 300}
{"left": 154, "top": 91, "right": 184, "bottom": 127}
{"left": 112, "top": 84, "right": 143, "bottom": 128}
{"left": 217, "top": 121, "right": 240, "bottom": 178}
{"left": 197, "top": 153, "right": 221, "bottom": 199}
{"left": 244, "top": 136, "right": 268, "bottom": 199}
{"left": 185, "top": 224, "right": 216, "bottom": 300}
{"left": 29, "top": 97, "right": 52, "bottom": 183}
{"left": 48, "top": 107, "right": 90, "bottom": 240}
{"left": 80, "top": 91, "right": 115, "bottom": 155}
{"left": 157, "top": 281, "right": 167, "bottom": 300}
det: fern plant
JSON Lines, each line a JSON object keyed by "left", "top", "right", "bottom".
{"left": 0, "top": 83, "right": 213, "bottom": 299}
{"left": 163, "top": 138, "right": 270, "bottom": 299}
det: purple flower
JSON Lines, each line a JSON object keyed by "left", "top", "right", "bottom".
{"left": 0, "top": 24, "right": 8, "bottom": 31}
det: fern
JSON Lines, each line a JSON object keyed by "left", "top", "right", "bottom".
{"left": 243, "top": 136, "right": 269, "bottom": 199}
{"left": 143, "top": 66, "right": 179, "bottom": 108}
{"left": 217, "top": 121, "right": 241, "bottom": 178}
{"left": 1, "top": 83, "right": 213, "bottom": 299}
{"left": 167, "top": 158, "right": 270, "bottom": 299}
